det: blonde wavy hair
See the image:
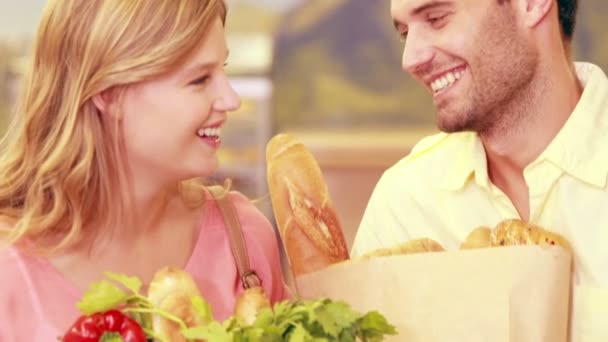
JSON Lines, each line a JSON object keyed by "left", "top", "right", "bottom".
{"left": 0, "top": 0, "right": 228, "bottom": 253}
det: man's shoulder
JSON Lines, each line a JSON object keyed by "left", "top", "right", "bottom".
{"left": 382, "top": 131, "right": 478, "bottom": 184}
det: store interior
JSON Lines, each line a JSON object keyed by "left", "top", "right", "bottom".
{"left": 1, "top": 0, "right": 607, "bottom": 281}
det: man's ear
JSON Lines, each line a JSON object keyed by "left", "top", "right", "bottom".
{"left": 518, "top": 0, "right": 554, "bottom": 29}
{"left": 92, "top": 87, "right": 121, "bottom": 119}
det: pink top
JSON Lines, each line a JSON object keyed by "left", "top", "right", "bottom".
{"left": 0, "top": 191, "right": 291, "bottom": 341}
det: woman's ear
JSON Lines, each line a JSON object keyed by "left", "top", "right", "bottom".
{"left": 519, "top": 0, "right": 554, "bottom": 29}
{"left": 92, "top": 88, "right": 121, "bottom": 119}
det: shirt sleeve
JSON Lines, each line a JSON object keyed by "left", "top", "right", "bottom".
{"left": 350, "top": 169, "right": 412, "bottom": 257}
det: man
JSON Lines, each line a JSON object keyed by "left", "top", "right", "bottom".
{"left": 352, "top": 0, "right": 607, "bottom": 339}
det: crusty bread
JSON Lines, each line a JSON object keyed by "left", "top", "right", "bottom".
{"left": 233, "top": 286, "right": 271, "bottom": 325}
{"left": 147, "top": 267, "right": 207, "bottom": 341}
{"left": 266, "top": 133, "right": 349, "bottom": 277}
{"left": 492, "top": 219, "right": 571, "bottom": 250}
{"left": 460, "top": 219, "right": 571, "bottom": 251}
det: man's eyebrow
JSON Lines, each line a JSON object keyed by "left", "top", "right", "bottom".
{"left": 393, "top": 1, "right": 452, "bottom": 32}
{"left": 411, "top": 0, "right": 452, "bottom": 16}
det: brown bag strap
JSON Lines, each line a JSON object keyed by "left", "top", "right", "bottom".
{"left": 207, "top": 185, "right": 261, "bottom": 289}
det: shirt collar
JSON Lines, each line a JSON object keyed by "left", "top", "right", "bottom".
{"left": 537, "top": 62, "right": 608, "bottom": 188}
{"left": 440, "top": 62, "right": 608, "bottom": 190}
{"left": 440, "top": 132, "right": 488, "bottom": 190}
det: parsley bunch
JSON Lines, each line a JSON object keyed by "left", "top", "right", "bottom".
{"left": 182, "top": 298, "right": 397, "bottom": 341}
{"left": 73, "top": 272, "right": 397, "bottom": 342}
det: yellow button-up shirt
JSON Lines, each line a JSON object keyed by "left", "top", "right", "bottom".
{"left": 352, "top": 62, "right": 608, "bottom": 341}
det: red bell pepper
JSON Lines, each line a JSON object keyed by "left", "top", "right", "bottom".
{"left": 62, "top": 309, "right": 147, "bottom": 342}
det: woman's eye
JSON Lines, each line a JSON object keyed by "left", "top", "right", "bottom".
{"left": 190, "top": 75, "right": 210, "bottom": 86}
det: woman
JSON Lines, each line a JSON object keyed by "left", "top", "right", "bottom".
{"left": 0, "top": 0, "right": 289, "bottom": 340}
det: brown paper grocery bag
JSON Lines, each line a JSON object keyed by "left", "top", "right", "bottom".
{"left": 295, "top": 245, "right": 572, "bottom": 342}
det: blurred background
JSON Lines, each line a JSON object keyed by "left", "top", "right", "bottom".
{"left": 0, "top": 0, "right": 607, "bottom": 254}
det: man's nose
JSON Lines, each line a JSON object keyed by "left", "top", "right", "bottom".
{"left": 402, "top": 32, "right": 435, "bottom": 73}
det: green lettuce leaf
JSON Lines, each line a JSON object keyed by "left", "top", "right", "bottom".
{"left": 104, "top": 272, "right": 143, "bottom": 294}
{"left": 356, "top": 311, "right": 398, "bottom": 341}
{"left": 288, "top": 324, "right": 313, "bottom": 342}
{"left": 315, "top": 300, "right": 359, "bottom": 338}
{"left": 76, "top": 280, "right": 129, "bottom": 315}
{"left": 191, "top": 295, "right": 214, "bottom": 323}
{"left": 181, "top": 321, "right": 233, "bottom": 341}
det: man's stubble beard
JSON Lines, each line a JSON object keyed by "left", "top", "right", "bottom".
{"left": 435, "top": 7, "right": 539, "bottom": 137}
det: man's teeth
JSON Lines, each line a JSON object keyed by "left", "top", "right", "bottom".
{"left": 197, "top": 127, "right": 221, "bottom": 138}
{"left": 431, "top": 70, "right": 464, "bottom": 92}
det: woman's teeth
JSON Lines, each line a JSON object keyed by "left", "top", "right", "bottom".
{"left": 197, "top": 127, "right": 221, "bottom": 138}
{"left": 431, "top": 70, "right": 465, "bottom": 93}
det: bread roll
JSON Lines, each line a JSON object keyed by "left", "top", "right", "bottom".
{"left": 266, "top": 133, "right": 349, "bottom": 277}
{"left": 460, "top": 226, "right": 493, "bottom": 249}
{"left": 536, "top": 230, "right": 572, "bottom": 249}
{"left": 358, "top": 238, "right": 445, "bottom": 259}
{"left": 147, "top": 267, "right": 208, "bottom": 341}
{"left": 459, "top": 219, "right": 571, "bottom": 251}
{"left": 492, "top": 219, "right": 571, "bottom": 250}
{"left": 492, "top": 219, "right": 538, "bottom": 246}
{"left": 233, "top": 286, "right": 271, "bottom": 325}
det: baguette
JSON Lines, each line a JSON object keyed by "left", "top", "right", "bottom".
{"left": 266, "top": 133, "right": 349, "bottom": 277}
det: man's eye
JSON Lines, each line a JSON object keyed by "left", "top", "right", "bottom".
{"left": 398, "top": 30, "right": 409, "bottom": 42}
{"left": 428, "top": 14, "right": 448, "bottom": 25}
{"left": 190, "top": 75, "right": 210, "bottom": 86}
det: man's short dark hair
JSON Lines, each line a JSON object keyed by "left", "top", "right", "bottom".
{"left": 558, "top": 0, "right": 578, "bottom": 40}
{"left": 499, "top": 0, "right": 578, "bottom": 40}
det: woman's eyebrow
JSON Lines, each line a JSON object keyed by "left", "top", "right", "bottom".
{"left": 182, "top": 49, "right": 230, "bottom": 75}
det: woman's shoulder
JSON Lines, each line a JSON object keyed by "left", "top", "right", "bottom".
{"left": 198, "top": 188, "right": 291, "bottom": 302}
{"left": 0, "top": 217, "right": 41, "bottom": 284}
{"left": 204, "top": 186, "right": 271, "bottom": 224}
{"left": 0, "top": 247, "right": 57, "bottom": 340}
{"left": 226, "top": 190, "right": 275, "bottom": 234}
{"left": 0, "top": 246, "right": 37, "bottom": 316}
{"left": 204, "top": 187, "right": 279, "bottom": 247}
{"left": 0, "top": 246, "right": 33, "bottom": 290}
{"left": 0, "top": 245, "right": 19, "bottom": 271}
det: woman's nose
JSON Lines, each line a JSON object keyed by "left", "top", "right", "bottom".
{"left": 213, "top": 77, "right": 241, "bottom": 113}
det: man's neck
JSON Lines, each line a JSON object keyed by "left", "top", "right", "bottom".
{"left": 482, "top": 60, "right": 582, "bottom": 173}
{"left": 480, "top": 60, "right": 582, "bottom": 220}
